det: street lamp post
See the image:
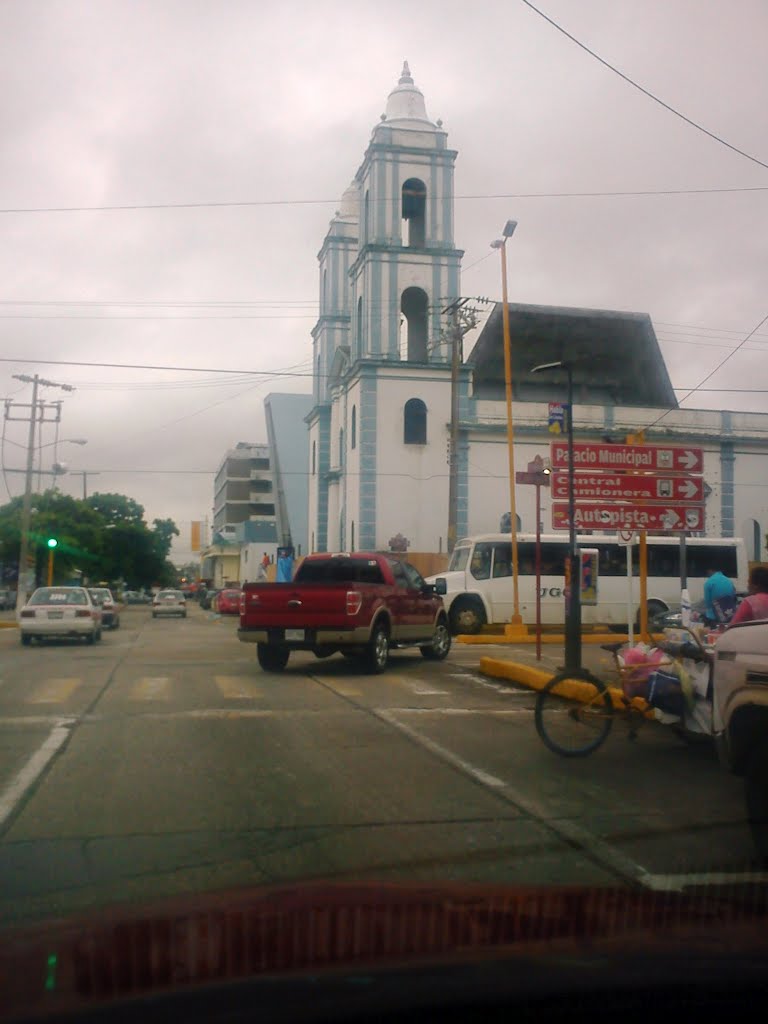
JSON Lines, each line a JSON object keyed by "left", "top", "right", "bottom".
{"left": 491, "top": 219, "right": 526, "bottom": 637}
{"left": 531, "top": 360, "right": 581, "bottom": 671}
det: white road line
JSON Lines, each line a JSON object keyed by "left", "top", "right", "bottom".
{"left": 27, "top": 678, "right": 82, "bottom": 704}
{"left": 214, "top": 676, "right": 262, "bottom": 700}
{"left": 376, "top": 709, "right": 507, "bottom": 788}
{"left": 131, "top": 676, "right": 171, "bottom": 700}
{"left": 375, "top": 708, "right": 656, "bottom": 889}
{"left": 408, "top": 686, "right": 449, "bottom": 696}
{"left": 0, "top": 719, "right": 73, "bottom": 828}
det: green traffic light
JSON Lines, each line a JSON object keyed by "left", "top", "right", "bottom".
{"left": 47, "top": 538, "right": 58, "bottom": 549}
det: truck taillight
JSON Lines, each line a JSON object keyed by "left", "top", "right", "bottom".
{"left": 240, "top": 592, "right": 246, "bottom": 614}
{"left": 346, "top": 590, "right": 362, "bottom": 616}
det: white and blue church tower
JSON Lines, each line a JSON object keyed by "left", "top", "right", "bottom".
{"left": 307, "top": 63, "right": 464, "bottom": 553}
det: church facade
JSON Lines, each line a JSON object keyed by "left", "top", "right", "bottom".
{"left": 306, "top": 65, "right": 768, "bottom": 563}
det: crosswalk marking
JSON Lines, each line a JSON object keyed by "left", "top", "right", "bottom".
{"left": 214, "top": 675, "right": 262, "bottom": 699}
{"left": 131, "top": 676, "right": 172, "bottom": 701}
{"left": 28, "top": 678, "right": 82, "bottom": 704}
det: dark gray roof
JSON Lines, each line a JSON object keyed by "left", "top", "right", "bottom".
{"left": 467, "top": 303, "right": 678, "bottom": 408}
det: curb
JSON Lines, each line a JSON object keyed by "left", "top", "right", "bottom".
{"left": 479, "top": 655, "right": 651, "bottom": 713}
{"left": 0, "top": 622, "right": 18, "bottom": 630}
{"left": 457, "top": 632, "right": 633, "bottom": 646}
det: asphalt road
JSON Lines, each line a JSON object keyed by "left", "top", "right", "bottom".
{"left": 0, "top": 603, "right": 762, "bottom": 926}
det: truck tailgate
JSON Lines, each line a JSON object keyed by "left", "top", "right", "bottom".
{"left": 241, "top": 584, "right": 355, "bottom": 627}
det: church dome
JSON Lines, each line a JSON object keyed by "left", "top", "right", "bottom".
{"left": 382, "top": 61, "right": 436, "bottom": 129}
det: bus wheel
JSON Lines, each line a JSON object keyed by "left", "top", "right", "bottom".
{"left": 449, "top": 599, "right": 486, "bottom": 635}
{"left": 636, "top": 600, "right": 666, "bottom": 632}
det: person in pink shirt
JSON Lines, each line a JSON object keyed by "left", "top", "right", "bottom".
{"left": 730, "top": 566, "right": 768, "bottom": 625}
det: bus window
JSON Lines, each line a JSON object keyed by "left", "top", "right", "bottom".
{"left": 539, "top": 543, "right": 567, "bottom": 576}
{"left": 595, "top": 543, "right": 627, "bottom": 577}
{"left": 516, "top": 542, "right": 536, "bottom": 575}
{"left": 647, "top": 544, "right": 680, "bottom": 578}
{"left": 470, "top": 543, "right": 492, "bottom": 580}
{"left": 687, "top": 544, "right": 737, "bottom": 579}
{"left": 491, "top": 542, "right": 512, "bottom": 578}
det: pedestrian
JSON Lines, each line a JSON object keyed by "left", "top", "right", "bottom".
{"left": 703, "top": 567, "right": 737, "bottom": 625}
{"left": 729, "top": 566, "right": 768, "bottom": 626}
{"left": 276, "top": 549, "right": 293, "bottom": 583}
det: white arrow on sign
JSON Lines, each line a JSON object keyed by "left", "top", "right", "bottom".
{"left": 680, "top": 450, "right": 699, "bottom": 470}
{"left": 679, "top": 479, "right": 699, "bottom": 499}
{"left": 661, "top": 509, "right": 681, "bottom": 528}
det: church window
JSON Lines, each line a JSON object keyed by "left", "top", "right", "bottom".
{"left": 401, "top": 287, "right": 428, "bottom": 361}
{"left": 351, "top": 405, "right": 357, "bottom": 449}
{"left": 404, "top": 398, "right": 427, "bottom": 445}
{"left": 402, "top": 178, "right": 426, "bottom": 247}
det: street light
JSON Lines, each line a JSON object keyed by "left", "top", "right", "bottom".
{"left": 491, "top": 219, "right": 525, "bottom": 637}
{"left": 530, "top": 360, "right": 581, "bottom": 672}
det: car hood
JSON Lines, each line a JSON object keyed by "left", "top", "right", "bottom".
{"left": 2, "top": 880, "right": 767, "bottom": 1019}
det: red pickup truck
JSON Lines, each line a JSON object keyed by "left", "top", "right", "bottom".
{"left": 238, "top": 552, "right": 451, "bottom": 673}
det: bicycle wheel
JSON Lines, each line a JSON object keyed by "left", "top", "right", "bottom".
{"left": 535, "top": 669, "right": 614, "bottom": 757}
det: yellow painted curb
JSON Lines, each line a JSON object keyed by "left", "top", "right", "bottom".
{"left": 0, "top": 622, "right": 18, "bottom": 629}
{"left": 479, "top": 656, "right": 651, "bottom": 714}
{"left": 457, "top": 632, "right": 634, "bottom": 646}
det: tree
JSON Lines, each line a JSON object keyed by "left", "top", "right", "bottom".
{"left": 0, "top": 490, "right": 180, "bottom": 589}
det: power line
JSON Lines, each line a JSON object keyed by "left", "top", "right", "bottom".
{"left": 646, "top": 310, "right": 768, "bottom": 430}
{"left": 519, "top": 0, "right": 768, "bottom": 173}
{"left": 0, "top": 185, "right": 764, "bottom": 216}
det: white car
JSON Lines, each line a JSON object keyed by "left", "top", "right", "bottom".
{"left": 89, "top": 587, "right": 120, "bottom": 629}
{"left": 19, "top": 586, "right": 102, "bottom": 646}
{"left": 152, "top": 590, "right": 187, "bottom": 618}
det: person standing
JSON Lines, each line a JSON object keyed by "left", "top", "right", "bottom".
{"left": 729, "top": 566, "right": 768, "bottom": 625}
{"left": 703, "top": 567, "right": 737, "bottom": 624}
{"left": 276, "top": 549, "right": 294, "bottom": 583}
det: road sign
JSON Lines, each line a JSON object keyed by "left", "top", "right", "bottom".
{"left": 552, "top": 502, "right": 704, "bottom": 532}
{"left": 516, "top": 471, "right": 551, "bottom": 486}
{"left": 551, "top": 472, "right": 704, "bottom": 503}
{"left": 550, "top": 442, "right": 703, "bottom": 474}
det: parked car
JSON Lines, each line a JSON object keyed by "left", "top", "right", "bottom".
{"left": 89, "top": 587, "right": 120, "bottom": 629}
{"left": 213, "top": 588, "right": 241, "bottom": 615}
{"left": 0, "top": 587, "right": 14, "bottom": 611}
{"left": 199, "top": 589, "right": 219, "bottom": 611}
{"left": 152, "top": 590, "right": 187, "bottom": 618}
{"left": 19, "top": 586, "right": 102, "bottom": 645}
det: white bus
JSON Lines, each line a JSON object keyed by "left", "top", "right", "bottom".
{"left": 428, "top": 533, "right": 748, "bottom": 634}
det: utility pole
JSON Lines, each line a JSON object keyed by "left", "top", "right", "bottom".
{"left": 71, "top": 470, "right": 99, "bottom": 500}
{"left": 442, "top": 298, "right": 481, "bottom": 553}
{"left": 5, "top": 374, "right": 75, "bottom": 608}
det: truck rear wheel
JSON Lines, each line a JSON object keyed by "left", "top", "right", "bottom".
{"left": 257, "top": 644, "right": 290, "bottom": 673}
{"left": 364, "top": 622, "right": 389, "bottom": 674}
{"left": 421, "top": 618, "right": 451, "bottom": 660}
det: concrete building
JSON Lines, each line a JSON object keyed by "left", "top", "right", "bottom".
{"left": 213, "top": 442, "right": 276, "bottom": 531}
{"left": 306, "top": 63, "right": 768, "bottom": 562}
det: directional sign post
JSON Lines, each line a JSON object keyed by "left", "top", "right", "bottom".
{"left": 551, "top": 472, "right": 704, "bottom": 503}
{"left": 550, "top": 442, "right": 703, "bottom": 474}
{"left": 552, "top": 502, "right": 705, "bottom": 533}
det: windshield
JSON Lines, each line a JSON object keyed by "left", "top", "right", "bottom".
{"left": 448, "top": 546, "right": 470, "bottom": 572}
{"left": 1, "top": 5, "right": 766, "bottom": 1014}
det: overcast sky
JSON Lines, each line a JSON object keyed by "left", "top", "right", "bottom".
{"left": 1, "top": 0, "right": 766, "bottom": 562}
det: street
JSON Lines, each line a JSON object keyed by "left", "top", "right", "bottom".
{"left": 0, "top": 602, "right": 761, "bottom": 927}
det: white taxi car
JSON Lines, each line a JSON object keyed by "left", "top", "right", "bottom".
{"left": 152, "top": 589, "right": 187, "bottom": 618}
{"left": 19, "top": 586, "right": 102, "bottom": 646}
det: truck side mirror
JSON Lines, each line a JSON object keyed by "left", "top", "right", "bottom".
{"left": 434, "top": 578, "right": 447, "bottom": 596}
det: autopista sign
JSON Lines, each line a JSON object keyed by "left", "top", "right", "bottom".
{"left": 551, "top": 502, "right": 705, "bottom": 532}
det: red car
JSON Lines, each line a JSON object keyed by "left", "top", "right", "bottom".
{"left": 214, "top": 588, "right": 242, "bottom": 615}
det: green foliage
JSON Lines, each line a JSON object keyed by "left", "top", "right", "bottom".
{"left": 0, "top": 489, "right": 179, "bottom": 588}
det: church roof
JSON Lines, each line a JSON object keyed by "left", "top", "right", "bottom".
{"left": 382, "top": 61, "right": 436, "bottom": 130}
{"left": 467, "top": 302, "right": 678, "bottom": 409}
